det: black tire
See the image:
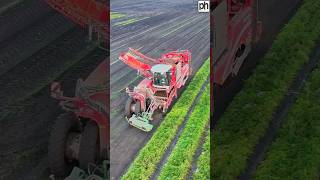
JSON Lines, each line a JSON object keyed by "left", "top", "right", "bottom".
{"left": 134, "top": 100, "right": 141, "bottom": 115}
{"left": 125, "top": 97, "right": 134, "bottom": 118}
{"left": 79, "top": 121, "right": 99, "bottom": 170}
{"left": 48, "top": 113, "right": 79, "bottom": 177}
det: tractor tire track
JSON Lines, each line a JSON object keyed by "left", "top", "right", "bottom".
{"left": 150, "top": 78, "right": 209, "bottom": 180}
{"left": 238, "top": 41, "right": 320, "bottom": 180}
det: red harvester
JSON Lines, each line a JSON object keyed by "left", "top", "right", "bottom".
{"left": 119, "top": 48, "right": 192, "bottom": 132}
{"left": 212, "top": 0, "right": 261, "bottom": 85}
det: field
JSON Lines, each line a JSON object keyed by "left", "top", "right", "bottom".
{"left": 254, "top": 61, "right": 320, "bottom": 179}
{"left": 0, "top": 1, "right": 107, "bottom": 179}
{"left": 213, "top": 0, "right": 320, "bottom": 179}
{"left": 109, "top": 0, "right": 210, "bottom": 178}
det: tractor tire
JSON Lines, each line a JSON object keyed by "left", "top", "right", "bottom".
{"left": 134, "top": 100, "right": 141, "bottom": 115}
{"left": 125, "top": 97, "right": 134, "bottom": 118}
{"left": 79, "top": 121, "right": 99, "bottom": 170}
{"left": 48, "top": 113, "right": 79, "bottom": 177}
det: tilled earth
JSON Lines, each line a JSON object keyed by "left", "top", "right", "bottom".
{"left": 110, "top": 0, "right": 209, "bottom": 179}
{"left": 0, "top": 0, "right": 107, "bottom": 179}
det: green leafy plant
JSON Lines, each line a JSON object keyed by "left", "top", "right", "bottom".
{"left": 254, "top": 66, "right": 320, "bottom": 180}
{"left": 158, "top": 84, "right": 210, "bottom": 180}
{"left": 193, "top": 132, "right": 210, "bottom": 180}
{"left": 110, "top": 12, "right": 126, "bottom": 20}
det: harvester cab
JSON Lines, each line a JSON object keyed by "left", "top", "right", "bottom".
{"left": 119, "top": 48, "right": 191, "bottom": 132}
{"left": 151, "top": 64, "right": 172, "bottom": 88}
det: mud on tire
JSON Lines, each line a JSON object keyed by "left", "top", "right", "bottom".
{"left": 79, "top": 121, "right": 99, "bottom": 170}
{"left": 48, "top": 113, "right": 79, "bottom": 177}
{"left": 125, "top": 97, "right": 134, "bottom": 118}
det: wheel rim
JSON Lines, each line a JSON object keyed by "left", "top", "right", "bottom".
{"left": 65, "top": 132, "right": 81, "bottom": 161}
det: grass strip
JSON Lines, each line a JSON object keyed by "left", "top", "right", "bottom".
{"left": 114, "top": 17, "right": 149, "bottom": 26}
{"left": 110, "top": 12, "right": 126, "bottom": 20}
{"left": 213, "top": 0, "right": 320, "bottom": 179}
{"left": 193, "top": 132, "right": 210, "bottom": 180}
{"left": 158, "top": 84, "right": 210, "bottom": 179}
{"left": 254, "top": 65, "right": 320, "bottom": 180}
{"left": 122, "top": 58, "right": 210, "bottom": 180}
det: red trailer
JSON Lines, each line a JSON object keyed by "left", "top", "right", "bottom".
{"left": 212, "top": 0, "right": 261, "bottom": 85}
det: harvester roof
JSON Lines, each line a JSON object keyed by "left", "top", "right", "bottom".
{"left": 151, "top": 64, "right": 171, "bottom": 73}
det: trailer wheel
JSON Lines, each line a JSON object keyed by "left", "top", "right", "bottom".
{"left": 125, "top": 97, "right": 134, "bottom": 118}
{"left": 48, "top": 113, "right": 79, "bottom": 177}
{"left": 79, "top": 121, "right": 99, "bottom": 170}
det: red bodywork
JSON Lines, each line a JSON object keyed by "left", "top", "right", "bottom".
{"left": 51, "top": 60, "right": 109, "bottom": 158}
{"left": 46, "top": 0, "right": 108, "bottom": 40}
{"left": 119, "top": 48, "right": 191, "bottom": 115}
{"left": 212, "top": 0, "right": 261, "bottom": 85}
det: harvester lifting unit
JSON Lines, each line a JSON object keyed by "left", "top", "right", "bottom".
{"left": 212, "top": 0, "right": 261, "bottom": 85}
{"left": 119, "top": 48, "right": 192, "bottom": 132}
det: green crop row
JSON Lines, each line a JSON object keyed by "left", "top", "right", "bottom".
{"left": 114, "top": 17, "right": 149, "bottom": 27}
{"left": 110, "top": 12, "right": 126, "bottom": 20}
{"left": 158, "top": 84, "right": 210, "bottom": 180}
{"left": 254, "top": 65, "right": 320, "bottom": 180}
{"left": 213, "top": 0, "right": 320, "bottom": 179}
{"left": 122, "top": 57, "right": 210, "bottom": 180}
{"left": 193, "top": 132, "right": 210, "bottom": 180}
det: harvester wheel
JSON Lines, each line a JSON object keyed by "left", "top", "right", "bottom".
{"left": 134, "top": 100, "right": 141, "bottom": 115}
{"left": 48, "top": 113, "right": 79, "bottom": 177}
{"left": 79, "top": 121, "right": 99, "bottom": 170}
{"left": 125, "top": 97, "right": 134, "bottom": 118}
